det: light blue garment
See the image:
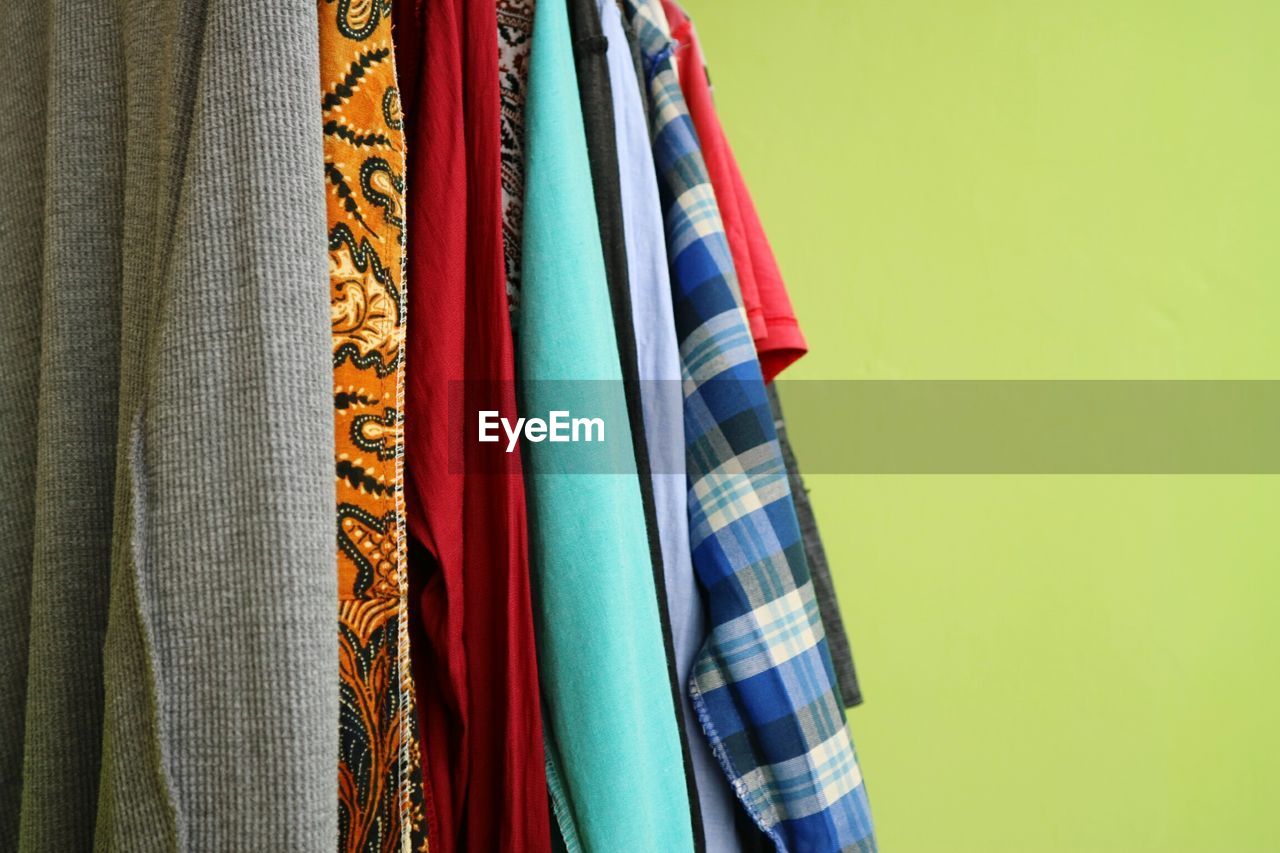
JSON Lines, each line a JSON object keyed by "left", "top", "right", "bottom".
{"left": 598, "top": 2, "right": 744, "bottom": 850}
{"left": 519, "top": 0, "right": 696, "bottom": 850}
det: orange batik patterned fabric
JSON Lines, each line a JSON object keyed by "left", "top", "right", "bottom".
{"left": 319, "top": 1, "right": 428, "bottom": 850}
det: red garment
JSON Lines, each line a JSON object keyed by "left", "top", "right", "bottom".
{"left": 663, "top": 1, "right": 809, "bottom": 381}
{"left": 393, "top": 2, "right": 551, "bottom": 852}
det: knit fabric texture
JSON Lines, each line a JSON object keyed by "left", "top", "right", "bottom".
{"left": 1, "top": 1, "right": 338, "bottom": 848}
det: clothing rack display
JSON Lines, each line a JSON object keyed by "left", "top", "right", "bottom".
{"left": 0, "top": 1, "right": 874, "bottom": 851}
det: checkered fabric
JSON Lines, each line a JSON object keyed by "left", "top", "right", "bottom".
{"left": 623, "top": 2, "right": 877, "bottom": 850}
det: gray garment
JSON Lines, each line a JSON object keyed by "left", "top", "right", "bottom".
{"left": 767, "top": 385, "right": 864, "bottom": 708}
{"left": 1, "top": 2, "right": 337, "bottom": 850}
{"left": 601, "top": 3, "right": 744, "bottom": 850}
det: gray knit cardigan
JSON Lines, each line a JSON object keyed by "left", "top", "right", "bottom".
{"left": 1, "top": 1, "right": 338, "bottom": 849}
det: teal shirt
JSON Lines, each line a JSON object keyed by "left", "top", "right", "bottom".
{"left": 518, "top": 0, "right": 697, "bottom": 850}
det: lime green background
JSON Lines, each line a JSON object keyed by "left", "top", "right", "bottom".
{"left": 684, "top": 1, "right": 1280, "bottom": 850}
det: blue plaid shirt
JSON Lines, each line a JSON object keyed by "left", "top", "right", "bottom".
{"left": 623, "top": 2, "right": 877, "bottom": 850}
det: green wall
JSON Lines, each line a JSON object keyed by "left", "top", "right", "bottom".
{"left": 684, "top": 1, "right": 1280, "bottom": 850}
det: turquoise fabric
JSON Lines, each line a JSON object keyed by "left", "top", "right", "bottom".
{"left": 518, "top": 0, "right": 697, "bottom": 850}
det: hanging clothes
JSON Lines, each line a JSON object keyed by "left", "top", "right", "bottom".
{"left": 321, "top": 2, "right": 429, "bottom": 848}
{"left": 662, "top": 0, "right": 865, "bottom": 711}
{"left": 2, "top": 1, "right": 341, "bottom": 849}
{"left": 598, "top": 1, "right": 747, "bottom": 850}
{"left": 393, "top": 0, "right": 552, "bottom": 850}
{"left": 566, "top": 0, "right": 707, "bottom": 847}
{"left": 660, "top": 1, "right": 809, "bottom": 382}
{"left": 623, "top": 1, "right": 877, "bottom": 850}
{"left": 519, "top": 0, "right": 696, "bottom": 849}
{"left": 497, "top": 0, "right": 537, "bottom": 316}
{"left": 767, "top": 385, "right": 864, "bottom": 707}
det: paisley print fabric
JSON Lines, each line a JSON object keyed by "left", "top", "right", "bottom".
{"left": 319, "top": 1, "right": 429, "bottom": 850}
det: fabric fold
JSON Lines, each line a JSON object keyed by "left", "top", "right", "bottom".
{"left": 623, "top": 1, "right": 877, "bottom": 849}
{"left": 768, "top": 384, "right": 864, "bottom": 710}
{"left": 394, "top": 0, "right": 553, "bottom": 849}
{"left": 600, "top": 1, "right": 749, "bottom": 850}
{"left": 660, "top": 1, "right": 809, "bottom": 382}
{"left": 519, "top": 0, "right": 697, "bottom": 849}
{"left": 320, "top": 2, "right": 430, "bottom": 848}
{"left": 567, "top": 0, "right": 708, "bottom": 847}
{"left": 3, "top": 1, "right": 340, "bottom": 848}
